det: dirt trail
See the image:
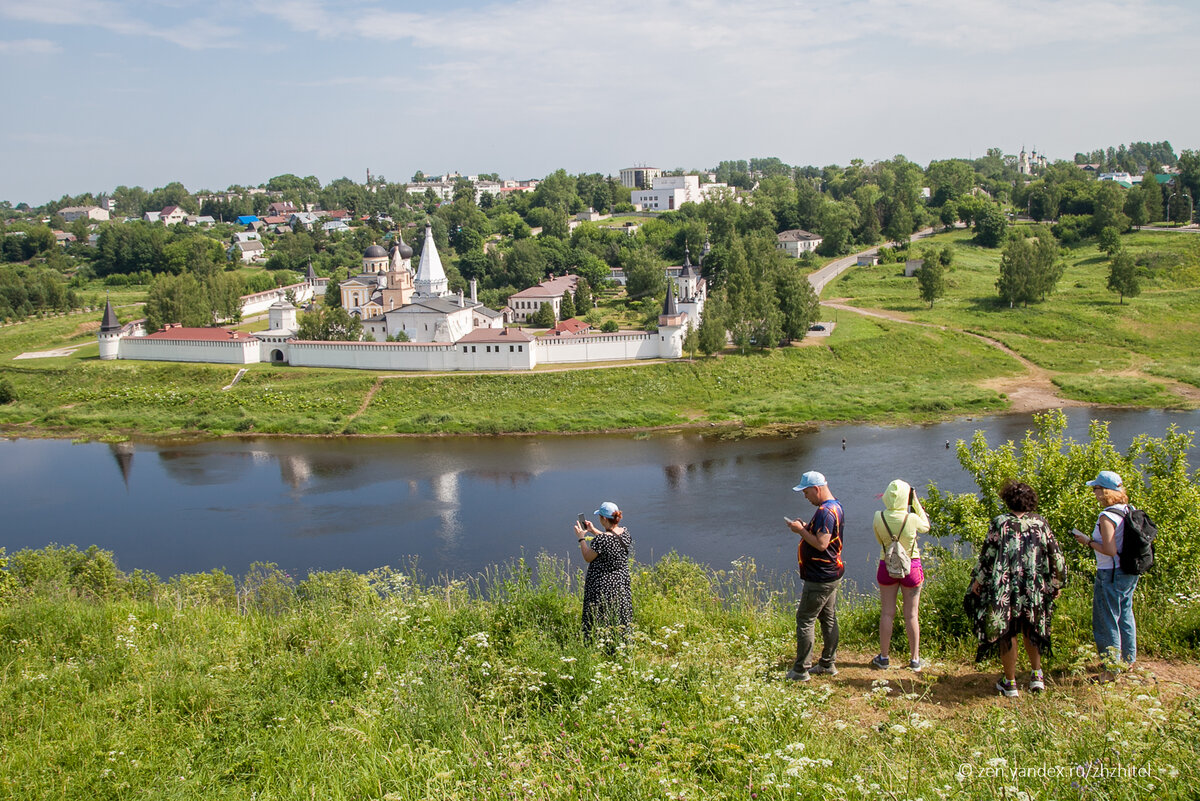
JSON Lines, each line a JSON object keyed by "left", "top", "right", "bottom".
{"left": 791, "top": 650, "right": 1200, "bottom": 724}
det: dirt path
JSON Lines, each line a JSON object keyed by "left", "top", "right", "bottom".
{"left": 790, "top": 650, "right": 1200, "bottom": 725}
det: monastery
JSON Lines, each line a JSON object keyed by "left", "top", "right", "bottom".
{"left": 98, "top": 226, "right": 706, "bottom": 372}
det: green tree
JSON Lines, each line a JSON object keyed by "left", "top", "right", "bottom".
{"left": 144, "top": 273, "right": 210, "bottom": 330}
{"left": 996, "top": 235, "right": 1036, "bottom": 307}
{"left": 574, "top": 279, "right": 592, "bottom": 314}
{"left": 531, "top": 302, "right": 556, "bottom": 327}
{"left": 323, "top": 274, "right": 342, "bottom": 308}
{"left": 600, "top": 319, "right": 619, "bottom": 333}
{"left": 623, "top": 247, "right": 666, "bottom": 300}
{"left": 295, "top": 306, "right": 363, "bottom": 341}
{"left": 1097, "top": 226, "right": 1122, "bottom": 256}
{"left": 682, "top": 324, "right": 700, "bottom": 359}
{"left": 559, "top": 290, "right": 576, "bottom": 319}
{"left": 917, "top": 259, "right": 945, "bottom": 308}
{"left": 973, "top": 203, "right": 1008, "bottom": 248}
{"left": 1106, "top": 250, "right": 1140, "bottom": 304}
{"left": 774, "top": 266, "right": 819, "bottom": 342}
{"left": 697, "top": 292, "right": 728, "bottom": 355}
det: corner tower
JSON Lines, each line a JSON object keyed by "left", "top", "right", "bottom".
{"left": 98, "top": 298, "right": 122, "bottom": 360}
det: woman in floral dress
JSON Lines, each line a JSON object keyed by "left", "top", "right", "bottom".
{"left": 968, "top": 480, "right": 1067, "bottom": 697}
{"left": 573, "top": 501, "right": 633, "bottom": 644}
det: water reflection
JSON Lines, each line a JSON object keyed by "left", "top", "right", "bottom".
{"left": 5, "top": 407, "right": 1197, "bottom": 585}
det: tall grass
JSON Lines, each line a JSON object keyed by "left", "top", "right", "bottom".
{"left": 2, "top": 544, "right": 1198, "bottom": 800}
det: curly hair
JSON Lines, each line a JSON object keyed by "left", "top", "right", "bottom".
{"left": 1095, "top": 487, "right": 1129, "bottom": 507}
{"left": 999, "top": 479, "right": 1038, "bottom": 513}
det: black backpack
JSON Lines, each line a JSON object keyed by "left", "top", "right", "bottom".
{"left": 1113, "top": 505, "right": 1157, "bottom": 575}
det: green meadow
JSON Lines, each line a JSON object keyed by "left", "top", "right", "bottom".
{"left": 2, "top": 545, "right": 1198, "bottom": 801}
{"left": 827, "top": 228, "right": 1200, "bottom": 405}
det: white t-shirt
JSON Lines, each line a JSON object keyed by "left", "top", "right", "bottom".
{"left": 1091, "top": 505, "right": 1127, "bottom": 571}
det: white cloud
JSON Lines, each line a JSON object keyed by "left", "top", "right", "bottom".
{"left": 0, "top": 0, "right": 239, "bottom": 50}
{"left": 0, "top": 38, "right": 61, "bottom": 55}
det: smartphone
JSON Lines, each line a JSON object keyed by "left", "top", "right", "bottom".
{"left": 577, "top": 513, "right": 588, "bottom": 527}
{"left": 784, "top": 516, "right": 795, "bottom": 525}
{"left": 1070, "top": 527, "right": 1087, "bottom": 540}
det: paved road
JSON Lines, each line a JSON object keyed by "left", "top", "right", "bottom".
{"left": 1134, "top": 224, "right": 1200, "bottom": 234}
{"left": 807, "top": 227, "right": 938, "bottom": 295}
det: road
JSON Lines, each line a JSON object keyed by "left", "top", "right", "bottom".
{"left": 807, "top": 227, "right": 939, "bottom": 294}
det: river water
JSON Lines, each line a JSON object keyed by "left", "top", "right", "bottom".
{"left": 3, "top": 408, "right": 1197, "bottom": 588}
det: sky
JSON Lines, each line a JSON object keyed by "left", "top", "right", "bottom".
{"left": 1, "top": 0, "right": 1198, "bottom": 206}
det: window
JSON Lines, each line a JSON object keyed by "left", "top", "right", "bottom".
{"left": 471, "top": 346, "right": 476, "bottom": 352}
{"left": 509, "top": 345, "right": 514, "bottom": 352}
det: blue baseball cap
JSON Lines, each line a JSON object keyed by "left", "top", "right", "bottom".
{"left": 792, "top": 471, "right": 827, "bottom": 492}
{"left": 594, "top": 501, "right": 620, "bottom": 518}
{"left": 1086, "top": 470, "right": 1123, "bottom": 490}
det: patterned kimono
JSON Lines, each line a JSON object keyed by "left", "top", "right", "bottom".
{"left": 967, "top": 512, "right": 1067, "bottom": 660}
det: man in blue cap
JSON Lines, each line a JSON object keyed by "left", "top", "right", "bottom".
{"left": 786, "top": 470, "right": 845, "bottom": 681}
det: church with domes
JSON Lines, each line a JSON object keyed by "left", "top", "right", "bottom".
{"left": 342, "top": 223, "right": 503, "bottom": 343}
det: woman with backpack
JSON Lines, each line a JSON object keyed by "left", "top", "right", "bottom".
{"left": 1074, "top": 470, "right": 1140, "bottom": 680}
{"left": 870, "top": 479, "right": 930, "bottom": 672}
{"left": 968, "top": 480, "right": 1067, "bottom": 697}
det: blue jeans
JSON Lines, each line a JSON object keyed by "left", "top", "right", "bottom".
{"left": 1093, "top": 568, "right": 1139, "bottom": 664}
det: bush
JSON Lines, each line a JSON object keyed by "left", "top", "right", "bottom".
{"left": 924, "top": 409, "right": 1200, "bottom": 591}
{"left": 8, "top": 544, "right": 126, "bottom": 600}
{"left": 0, "top": 376, "right": 14, "bottom": 404}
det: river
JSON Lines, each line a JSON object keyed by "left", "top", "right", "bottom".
{"left": 2, "top": 408, "right": 1197, "bottom": 589}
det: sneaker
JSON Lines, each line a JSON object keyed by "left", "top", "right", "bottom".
{"left": 809, "top": 663, "right": 838, "bottom": 676}
{"left": 1029, "top": 670, "right": 1045, "bottom": 693}
{"left": 870, "top": 654, "right": 890, "bottom": 670}
{"left": 908, "top": 658, "right": 924, "bottom": 672}
{"left": 995, "top": 677, "right": 1019, "bottom": 698}
{"left": 785, "top": 668, "right": 811, "bottom": 682}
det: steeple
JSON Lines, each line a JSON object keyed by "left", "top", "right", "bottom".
{"left": 413, "top": 223, "right": 449, "bottom": 298}
{"left": 661, "top": 273, "right": 678, "bottom": 316}
{"left": 679, "top": 247, "right": 695, "bottom": 278}
{"left": 100, "top": 298, "right": 121, "bottom": 332}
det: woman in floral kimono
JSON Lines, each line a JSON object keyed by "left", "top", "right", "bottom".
{"left": 968, "top": 480, "right": 1067, "bottom": 697}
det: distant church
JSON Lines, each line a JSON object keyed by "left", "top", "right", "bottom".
{"left": 342, "top": 223, "right": 502, "bottom": 343}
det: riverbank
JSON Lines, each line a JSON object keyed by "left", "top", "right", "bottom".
{"left": 2, "top": 546, "right": 1198, "bottom": 800}
{"left": 2, "top": 228, "right": 1197, "bottom": 440}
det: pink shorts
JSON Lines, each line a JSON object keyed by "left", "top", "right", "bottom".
{"left": 877, "top": 557, "right": 924, "bottom": 588}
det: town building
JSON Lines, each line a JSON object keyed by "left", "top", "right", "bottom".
{"left": 620, "top": 167, "right": 662, "bottom": 190}
{"left": 631, "top": 175, "right": 729, "bottom": 211}
{"left": 776, "top": 229, "right": 823, "bottom": 258}
{"left": 59, "top": 205, "right": 110, "bottom": 222}
{"left": 506, "top": 275, "right": 579, "bottom": 323}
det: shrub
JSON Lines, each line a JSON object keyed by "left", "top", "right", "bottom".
{"left": 239, "top": 561, "right": 296, "bottom": 614}
{"left": 0, "top": 376, "right": 15, "bottom": 404}
{"left": 924, "top": 409, "right": 1200, "bottom": 591}
{"left": 8, "top": 544, "right": 126, "bottom": 599}
{"left": 297, "top": 569, "right": 377, "bottom": 612}
{"left": 168, "top": 568, "right": 237, "bottom": 609}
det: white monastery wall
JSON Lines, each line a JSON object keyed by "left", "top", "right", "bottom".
{"left": 119, "top": 338, "right": 261, "bottom": 364}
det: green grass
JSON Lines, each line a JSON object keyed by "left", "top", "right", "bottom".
{"left": 2, "top": 545, "right": 1198, "bottom": 800}
{"left": 1051, "top": 375, "right": 1174, "bottom": 406}
{"left": 827, "top": 228, "right": 1200, "bottom": 404}
{"left": 351, "top": 320, "right": 1012, "bottom": 434}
